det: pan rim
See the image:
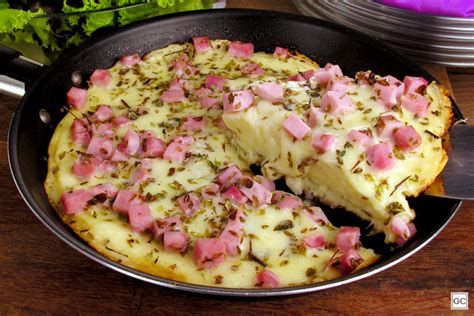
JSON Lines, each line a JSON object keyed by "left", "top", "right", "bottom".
{"left": 7, "top": 8, "right": 464, "bottom": 297}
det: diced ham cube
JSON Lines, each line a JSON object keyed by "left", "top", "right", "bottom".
{"left": 241, "top": 62, "right": 265, "bottom": 76}
{"left": 312, "top": 132, "right": 336, "bottom": 154}
{"left": 256, "top": 270, "right": 279, "bottom": 288}
{"left": 303, "top": 206, "right": 330, "bottom": 225}
{"left": 120, "top": 54, "right": 141, "bottom": 68}
{"left": 396, "top": 222, "right": 417, "bottom": 246}
{"left": 375, "top": 115, "right": 404, "bottom": 139}
{"left": 366, "top": 143, "right": 395, "bottom": 171}
{"left": 60, "top": 190, "right": 93, "bottom": 214}
{"left": 72, "top": 155, "right": 96, "bottom": 179}
{"left": 193, "top": 36, "right": 211, "bottom": 53}
{"left": 97, "top": 160, "right": 117, "bottom": 173}
{"left": 390, "top": 214, "right": 411, "bottom": 240}
{"left": 112, "top": 189, "right": 140, "bottom": 214}
{"left": 169, "top": 54, "right": 189, "bottom": 70}
{"left": 313, "top": 63, "right": 343, "bottom": 85}
{"left": 200, "top": 96, "right": 219, "bottom": 109}
{"left": 90, "top": 69, "right": 111, "bottom": 87}
{"left": 128, "top": 203, "right": 153, "bottom": 233}
{"left": 303, "top": 234, "right": 326, "bottom": 249}
{"left": 88, "top": 183, "right": 118, "bottom": 200}
{"left": 129, "top": 167, "right": 151, "bottom": 185}
{"left": 217, "top": 164, "right": 244, "bottom": 188}
{"left": 219, "top": 210, "right": 245, "bottom": 256}
{"left": 194, "top": 87, "right": 211, "bottom": 98}
{"left": 139, "top": 131, "right": 166, "bottom": 158}
{"left": 271, "top": 191, "right": 303, "bottom": 210}
{"left": 194, "top": 238, "right": 226, "bottom": 269}
{"left": 168, "top": 78, "right": 184, "bottom": 91}
{"left": 393, "top": 126, "right": 422, "bottom": 152}
{"left": 176, "top": 192, "right": 201, "bottom": 217}
{"left": 347, "top": 130, "right": 372, "bottom": 147}
{"left": 223, "top": 89, "right": 254, "bottom": 112}
{"left": 403, "top": 76, "right": 428, "bottom": 95}
{"left": 110, "top": 148, "right": 128, "bottom": 162}
{"left": 308, "top": 107, "right": 324, "bottom": 128}
{"left": 283, "top": 114, "right": 310, "bottom": 140}
{"left": 205, "top": 75, "right": 225, "bottom": 91}
{"left": 152, "top": 216, "right": 182, "bottom": 240}
{"left": 327, "top": 76, "right": 352, "bottom": 93}
{"left": 273, "top": 46, "right": 288, "bottom": 58}
{"left": 87, "top": 136, "right": 113, "bottom": 159}
{"left": 320, "top": 90, "right": 354, "bottom": 115}
{"left": 401, "top": 92, "right": 429, "bottom": 117}
{"left": 161, "top": 89, "right": 185, "bottom": 103}
{"left": 118, "top": 129, "right": 140, "bottom": 156}
{"left": 303, "top": 69, "right": 315, "bottom": 80}
{"left": 67, "top": 87, "right": 87, "bottom": 110}
{"left": 239, "top": 178, "right": 272, "bottom": 207}
{"left": 201, "top": 183, "right": 220, "bottom": 200}
{"left": 374, "top": 75, "right": 404, "bottom": 108}
{"left": 336, "top": 226, "right": 361, "bottom": 252}
{"left": 163, "top": 231, "right": 188, "bottom": 253}
{"left": 288, "top": 74, "right": 305, "bottom": 81}
{"left": 228, "top": 41, "right": 254, "bottom": 58}
{"left": 336, "top": 249, "right": 363, "bottom": 275}
{"left": 163, "top": 141, "right": 188, "bottom": 163}
{"left": 170, "top": 135, "right": 194, "bottom": 145}
{"left": 92, "top": 122, "right": 114, "bottom": 138}
{"left": 254, "top": 82, "right": 283, "bottom": 103}
{"left": 112, "top": 115, "right": 130, "bottom": 128}
{"left": 181, "top": 116, "right": 205, "bottom": 132}
{"left": 91, "top": 105, "right": 113, "bottom": 123}
{"left": 71, "top": 118, "right": 91, "bottom": 146}
{"left": 254, "top": 175, "right": 275, "bottom": 192}
{"left": 221, "top": 185, "right": 248, "bottom": 204}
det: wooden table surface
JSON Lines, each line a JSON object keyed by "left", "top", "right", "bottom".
{"left": 1, "top": 1, "right": 473, "bottom": 314}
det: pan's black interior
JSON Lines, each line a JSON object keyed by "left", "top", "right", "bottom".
{"left": 8, "top": 9, "right": 462, "bottom": 294}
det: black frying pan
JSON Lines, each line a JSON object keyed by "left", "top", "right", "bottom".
{"left": 4, "top": 9, "right": 462, "bottom": 296}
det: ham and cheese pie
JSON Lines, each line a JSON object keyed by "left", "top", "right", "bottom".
{"left": 45, "top": 38, "right": 451, "bottom": 288}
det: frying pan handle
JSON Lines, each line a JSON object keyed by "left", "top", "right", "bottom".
{"left": 0, "top": 45, "right": 43, "bottom": 98}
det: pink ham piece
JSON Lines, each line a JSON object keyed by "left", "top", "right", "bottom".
{"left": 71, "top": 118, "right": 91, "bottom": 146}
{"left": 228, "top": 41, "right": 254, "bottom": 58}
{"left": 217, "top": 164, "right": 244, "bottom": 187}
{"left": 67, "top": 87, "right": 87, "bottom": 110}
{"left": 163, "top": 231, "right": 188, "bottom": 253}
{"left": 112, "top": 189, "right": 140, "bottom": 214}
{"left": 92, "top": 122, "right": 114, "bottom": 138}
{"left": 219, "top": 210, "right": 245, "bottom": 256}
{"left": 60, "top": 190, "right": 93, "bottom": 214}
{"left": 283, "top": 114, "right": 310, "bottom": 140}
{"left": 375, "top": 115, "right": 403, "bottom": 139}
{"left": 401, "top": 92, "right": 429, "bottom": 117}
{"left": 168, "top": 78, "right": 184, "bottom": 91}
{"left": 390, "top": 214, "right": 411, "bottom": 240}
{"left": 152, "top": 216, "right": 182, "bottom": 240}
{"left": 193, "top": 36, "right": 211, "bottom": 53}
{"left": 393, "top": 126, "right": 422, "bottom": 152}
{"left": 366, "top": 143, "right": 396, "bottom": 171}
{"left": 313, "top": 64, "right": 343, "bottom": 85}
{"left": 87, "top": 136, "right": 113, "bottom": 159}
{"left": 118, "top": 129, "right": 140, "bottom": 156}
{"left": 403, "top": 76, "right": 428, "bottom": 95}
{"left": 205, "top": 75, "right": 225, "bottom": 91}
{"left": 194, "top": 87, "right": 211, "bottom": 98}
{"left": 312, "top": 132, "right": 336, "bottom": 154}
{"left": 254, "top": 82, "right": 283, "bottom": 103}
{"left": 221, "top": 186, "right": 248, "bottom": 204}
{"left": 223, "top": 89, "right": 254, "bottom": 112}
{"left": 273, "top": 46, "right": 288, "bottom": 58}
{"left": 200, "top": 96, "right": 219, "bottom": 109}
{"left": 308, "top": 107, "right": 324, "bottom": 128}
{"left": 201, "top": 183, "right": 220, "bottom": 200}
{"left": 139, "top": 131, "right": 166, "bottom": 158}
{"left": 239, "top": 178, "right": 272, "bottom": 207}
{"left": 161, "top": 89, "right": 185, "bottom": 103}
{"left": 72, "top": 155, "right": 96, "bottom": 179}
{"left": 303, "top": 69, "right": 315, "bottom": 80}
{"left": 112, "top": 115, "right": 130, "bottom": 128}
{"left": 303, "top": 234, "right": 326, "bottom": 249}
{"left": 130, "top": 167, "right": 151, "bottom": 185}
{"left": 181, "top": 116, "right": 205, "bottom": 132}
{"left": 347, "top": 130, "right": 372, "bottom": 147}
{"left": 327, "top": 76, "right": 352, "bottom": 93}
{"left": 91, "top": 105, "right": 113, "bottom": 123}
{"left": 128, "top": 203, "right": 153, "bottom": 233}
{"left": 194, "top": 238, "right": 226, "bottom": 269}
{"left": 255, "top": 175, "right": 275, "bottom": 192}
{"left": 176, "top": 192, "right": 201, "bottom": 217}
{"left": 288, "top": 74, "right": 305, "bottom": 81}
{"left": 303, "top": 206, "right": 330, "bottom": 225}
{"left": 120, "top": 54, "right": 141, "bottom": 68}
{"left": 336, "top": 226, "right": 361, "bottom": 252}
{"left": 97, "top": 160, "right": 117, "bottom": 174}
{"left": 374, "top": 75, "right": 404, "bottom": 108}
{"left": 396, "top": 222, "right": 417, "bottom": 246}
{"left": 256, "top": 270, "right": 279, "bottom": 288}
{"left": 163, "top": 140, "right": 188, "bottom": 163}
{"left": 88, "top": 183, "right": 118, "bottom": 200}
{"left": 337, "top": 249, "right": 363, "bottom": 275}
{"left": 271, "top": 191, "right": 303, "bottom": 210}
{"left": 90, "top": 69, "right": 111, "bottom": 87}
{"left": 110, "top": 148, "right": 128, "bottom": 162}
{"left": 241, "top": 63, "right": 265, "bottom": 76}
{"left": 320, "top": 90, "right": 354, "bottom": 115}
{"left": 170, "top": 135, "right": 194, "bottom": 145}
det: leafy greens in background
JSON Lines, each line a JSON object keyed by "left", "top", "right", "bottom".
{"left": 0, "top": 0, "right": 213, "bottom": 64}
